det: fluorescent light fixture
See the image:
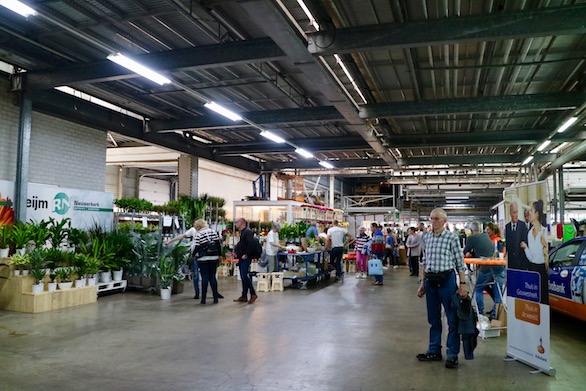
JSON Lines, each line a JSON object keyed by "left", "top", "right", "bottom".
{"left": 333, "top": 54, "right": 368, "bottom": 104}
{"left": 556, "top": 116, "right": 578, "bottom": 133}
{"left": 107, "top": 53, "right": 171, "bottom": 85}
{"left": 537, "top": 140, "right": 551, "bottom": 152}
{"left": 260, "top": 131, "right": 286, "bottom": 143}
{"left": 204, "top": 101, "right": 242, "bottom": 121}
{"left": 445, "top": 191, "right": 472, "bottom": 194}
{"left": 295, "top": 148, "right": 314, "bottom": 158}
{"left": 445, "top": 196, "right": 469, "bottom": 200}
{"left": 0, "top": 0, "right": 37, "bottom": 17}
{"left": 296, "top": 0, "right": 320, "bottom": 30}
{"left": 550, "top": 142, "right": 570, "bottom": 154}
{"left": 319, "top": 161, "right": 334, "bottom": 169}
{"left": 522, "top": 156, "right": 534, "bottom": 165}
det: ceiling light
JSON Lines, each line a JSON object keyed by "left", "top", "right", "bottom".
{"left": 550, "top": 142, "right": 570, "bottom": 154}
{"left": 556, "top": 117, "right": 578, "bottom": 133}
{"left": 522, "top": 156, "right": 534, "bottom": 165}
{"left": 260, "top": 131, "right": 286, "bottom": 143}
{"left": 204, "top": 101, "right": 242, "bottom": 121}
{"left": 295, "top": 148, "right": 314, "bottom": 158}
{"left": 107, "top": 53, "right": 171, "bottom": 85}
{"left": 445, "top": 191, "right": 472, "bottom": 194}
{"left": 0, "top": 0, "right": 37, "bottom": 17}
{"left": 537, "top": 140, "right": 551, "bottom": 152}
{"left": 445, "top": 196, "right": 469, "bottom": 200}
{"left": 319, "top": 161, "right": 334, "bottom": 169}
{"left": 296, "top": 0, "right": 320, "bottom": 30}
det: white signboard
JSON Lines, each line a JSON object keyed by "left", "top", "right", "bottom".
{"left": 0, "top": 180, "right": 113, "bottom": 230}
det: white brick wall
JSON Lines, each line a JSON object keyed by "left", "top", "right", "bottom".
{"left": 0, "top": 79, "right": 106, "bottom": 191}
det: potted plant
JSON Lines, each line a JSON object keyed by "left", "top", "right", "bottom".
{"left": 167, "top": 242, "right": 189, "bottom": 294}
{"left": 157, "top": 254, "right": 184, "bottom": 300}
{"left": 71, "top": 252, "right": 89, "bottom": 288}
{"left": 9, "top": 221, "right": 32, "bottom": 255}
{"left": 29, "top": 220, "right": 51, "bottom": 250}
{"left": 0, "top": 224, "right": 11, "bottom": 258}
{"left": 10, "top": 252, "right": 29, "bottom": 276}
{"left": 306, "top": 237, "right": 319, "bottom": 253}
{"left": 85, "top": 256, "right": 101, "bottom": 286}
{"left": 47, "top": 271, "right": 58, "bottom": 292}
{"left": 47, "top": 217, "right": 71, "bottom": 250}
{"left": 55, "top": 267, "right": 73, "bottom": 290}
{"left": 29, "top": 248, "right": 48, "bottom": 294}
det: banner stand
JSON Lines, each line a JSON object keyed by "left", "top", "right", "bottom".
{"left": 504, "top": 355, "right": 556, "bottom": 376}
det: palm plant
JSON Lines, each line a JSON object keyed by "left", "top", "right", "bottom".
{"left": 29, "top": 248, "right": 48, "bottom": 284}
{"left": 9, "top": 221, "right": 32, "bottom": 250}
{"left": 29, "top": 220, "right": 51, "bottom": 248}
{"left": 0, "top": 224, "right": 12, "bottom": 250}
{"left": 158, "top": 255, "right": 180, "bottom": 289}
{"left": 47, "top": 217, "right": 71, "bottom": 248}
{"left": 72, "top": 252, "right": 90, "bottom": 279}
{"left": 54, "top": 267, "right": 73, "bottom": 282}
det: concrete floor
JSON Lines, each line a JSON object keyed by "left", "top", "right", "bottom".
{"left": 1, "top": 268, "right": 584, "bottom": 391}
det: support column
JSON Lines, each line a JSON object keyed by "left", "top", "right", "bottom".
{"left": 552, "top": 169, "right": 558, "bottom": 223}
{"left": 263, "top": 173, "right": 271, "bottom": 199}
{"left": 178, "top": 155, "right": 198, "bottom": 197}
{"left": 329, "top": 175, "right": 335, "bottom": 208}
{"left": 14, "top": 92, "right": 32, "bottom": 222}
{"left": 558, "top": 168, "right": 565, "bottom": 224}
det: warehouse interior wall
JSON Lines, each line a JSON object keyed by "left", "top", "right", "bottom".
{"left": 0, "top": 78, "right": 106, "bottom": 192}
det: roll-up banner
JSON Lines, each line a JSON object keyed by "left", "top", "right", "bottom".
{"left": 503, "top": 181, "right": 555, "bottom": 376}
{"left": 0, "top": 180, "right": 113, "bottom": 230}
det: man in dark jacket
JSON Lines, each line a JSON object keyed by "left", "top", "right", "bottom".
{"left": 505, "top": 202, "right": 529, "bottom": 270}
{"left": 234, "top": 217, "right": 258, "bottom": 304}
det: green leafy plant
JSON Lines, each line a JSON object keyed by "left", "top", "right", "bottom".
{"left": 68, "top": 228, "right": 89, "bottom": 250}
{"left": 54, "top": 267, "right": 73, "bottom": 283}
{"left": 47, "top": 217, "right": 71, "bottom": 248}
{"left": 114, "top": 198, "right": 154, "bottom": 213}
{"left": 11, "top": 253, "right": 30, "bottom": 272}
{"left": 85, "top": 256, "right": 101, "bottom": 276}
{"left": 29, "top": 220, "right": 51, "bottom": 248}
{"left": 71, "top": 252, "right": 90, "bottom": 279}
{"left": 28, "top": 248, "right": 49, "bottom": 284}
{"left": 0, "top": 224, "right": 12, "bottom": 249}
{"left": 9, "top": 221, "right": 32, "bottom": 249}
{"left": 157, "top": 254, "right": 183, "bottom": 289}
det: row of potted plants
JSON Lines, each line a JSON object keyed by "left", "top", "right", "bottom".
{"left": 0, "top": 217, "right": 73, "bottom": 257}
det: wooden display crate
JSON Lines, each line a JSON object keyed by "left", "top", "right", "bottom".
{"left": 0, "top": 265, "right": 97, "bottom": 313}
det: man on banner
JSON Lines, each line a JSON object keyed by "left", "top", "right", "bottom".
{"left": 505, "top": 201, "right": 529, "bottom": 270}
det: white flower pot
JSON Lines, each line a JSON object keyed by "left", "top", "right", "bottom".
{"left": 86, "top": 276, "right": 97, "bottom": 286}
{"left": 75, "top": 278, "right": 86, "bottom": 288}
{"left": 47, "top": 282, "right": 58, "bottom": 292}
{"left": 58, "top": 281, "right": 73, "bottom": 290}
{"left": 160, "top": 287, "right": 171, "bottom": 300}
{"left": 15, "top": 248, "right": 26, "bottom": 255}
{"left": 13, "top": 269, "right": 21, "bottom": 276}
{"left": 112, "top": 269, "right": 123, "bottom": 281}
{"left": 99, "top": 271, "right": 112, "bottom": 283}
{"left": 307, "top": 247, "right": 316, "bottom": 253}
{"left": 22, "top": 270, "right": 29, "bottom": 276}
{"left": 32, "top": 283, "right": 44, "bottom": 294}
{"left": 0, "top": 247, "right": 9, "bottom": 258}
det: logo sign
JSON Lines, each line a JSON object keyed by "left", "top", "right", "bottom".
{"left": 53, "top": 192, "right": 70, "bottom": 215}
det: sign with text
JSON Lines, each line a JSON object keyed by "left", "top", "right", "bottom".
{"left": 0, "top": 180, "right": 113, "bottom": 230}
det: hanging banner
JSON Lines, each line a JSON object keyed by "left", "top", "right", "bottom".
{"left": 0, "top": 180, "right": 113, "bottom": 230}
{"left": 503, "top": 181, "right": 555, "bottom": 375}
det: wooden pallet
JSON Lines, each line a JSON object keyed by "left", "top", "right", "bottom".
{"left": 97, "top": 280, "right": 127, "bottom": 294}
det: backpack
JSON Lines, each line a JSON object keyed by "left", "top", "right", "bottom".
{"left": 194, "top": 232, "right": 221, "bottom": 259}
{"left": 252, "top": 236, "right": 263, "bottom": 259}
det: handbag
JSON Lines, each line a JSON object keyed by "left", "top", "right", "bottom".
{"left": 425, "top": 270, "right": 453, "bottom": 288}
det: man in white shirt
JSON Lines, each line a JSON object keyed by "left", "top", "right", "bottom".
{"left": 327, "top": 220, "right": 351, "bottom": 281}
{"left": 266, "top": 222, "right": 285, "bottom": 272}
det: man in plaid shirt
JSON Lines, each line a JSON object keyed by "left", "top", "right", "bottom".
{"left": 416, "top": 208, "right": 468, "bottom": 369}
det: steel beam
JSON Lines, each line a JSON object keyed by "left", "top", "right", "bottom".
{"left": 30, "top": 90, "right": 260, "bottom": 173}
{"left": 308, "top": 4, "right": 586, "bottom": 55}
{"left": 149, "top": 106, "right": 345, "bottom": 132}
{"left": 360, "top": 92, "right": 583, "bottom": 119}
{"left": 264, "top": 158, "right": 387, "bottom": 171}
{"left": 389, "top": 129, "right": 550, "bottom": 148}
{"left": 398, "top": 153, "right": 556, "bottom": 166}
{"left": 21, "top": 38, "right": 286, "bottom": 90}
{"left": 214, "top": 136, "right": 370, "bottom": 156}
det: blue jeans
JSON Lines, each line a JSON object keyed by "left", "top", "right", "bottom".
{"left": 374, "top": 275, "right": 383, "bottom": 283}
{"left": 424, "top": 271, "right": 460, "bottom": 359}
{"left": 330, "top": 247, "right": 344, "bottom": 277}
{"left": 191, "top": 258, "right": 200, "bottom": 295}
{"left": 238, "top": 257, "right": 256, "bottom": 297}
{"left": 199, "top": 261, "right": 219, "bottom": 301}
{"left": 474, "top": 266, "right": 505, "bottom": 317}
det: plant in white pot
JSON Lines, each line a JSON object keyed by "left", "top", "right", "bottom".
{"left": 9, "top": 221, "right": 33, "bottom": 255}
{"left": 0, "top": 225, "right": 12, "bottom": 258}
{"left": 157, "top": 255, "right": 178, "bottom": 300}
{"left": 10, "top": 253, "right": 29, "bottom": 276}
{"left": 47, "top": 217, "right": 71, "bottom": 250}
{"left": 47, "top": 271, "right": 58, "bottom": 292}
{"left": 72, "top": 253, "right": 89, "bottom": 288}
{"left": 55, "top": 267, "right": 73, "bottom": 290}
{"left": 85, "top": 256, "right": 101, "bottom": 286}
{"left": 29, "top": 249, "right": 48, "bottom": 294}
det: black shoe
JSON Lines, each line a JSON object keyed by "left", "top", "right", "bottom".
{"left": 416, "top": 352, "right": 443, "bottom": 362}
{"left": 200, "top": 300, "right": 206, "bottom": 305}
{"left": 217, "top": 293, "right": 224, "bottom": 299}
{"left": 213, "top": 298, "right": 219, "bottom": 304}
{"left": 194, "top": 293, "right": 199, "bottom": 300}
{"left": 445, "top": 357, "right": 458, "bottom": 368}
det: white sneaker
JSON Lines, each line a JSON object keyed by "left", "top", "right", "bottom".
{"left": 393, "top": 265, "right": 399, "bottom": 269}
{"left": 362, "top": 273, "right": 367, "bottom": 279}
{"left": 356, "top": 273, "right": 361, "bottom": 279}
{"left": 382, "top": 266, "right": 389, "bottom": 270}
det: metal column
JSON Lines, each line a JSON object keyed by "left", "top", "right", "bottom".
{"left": 552, "top": 169, "right": 558, "bottom": 223}
{"left": 558, "top": 168, "right": 565, "bottom": 224}
{"left": 329, "top": 175, "right": 335, "bottom": 208}
{"left": 14, "top": 92, "right": 32, "bottom": 222}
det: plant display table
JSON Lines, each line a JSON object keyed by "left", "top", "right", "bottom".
{"left": 0, "top": 266, "right": 97, "bottom": 313}
{"left": 277, "top": 250, "right": 332, "bottom": 289}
